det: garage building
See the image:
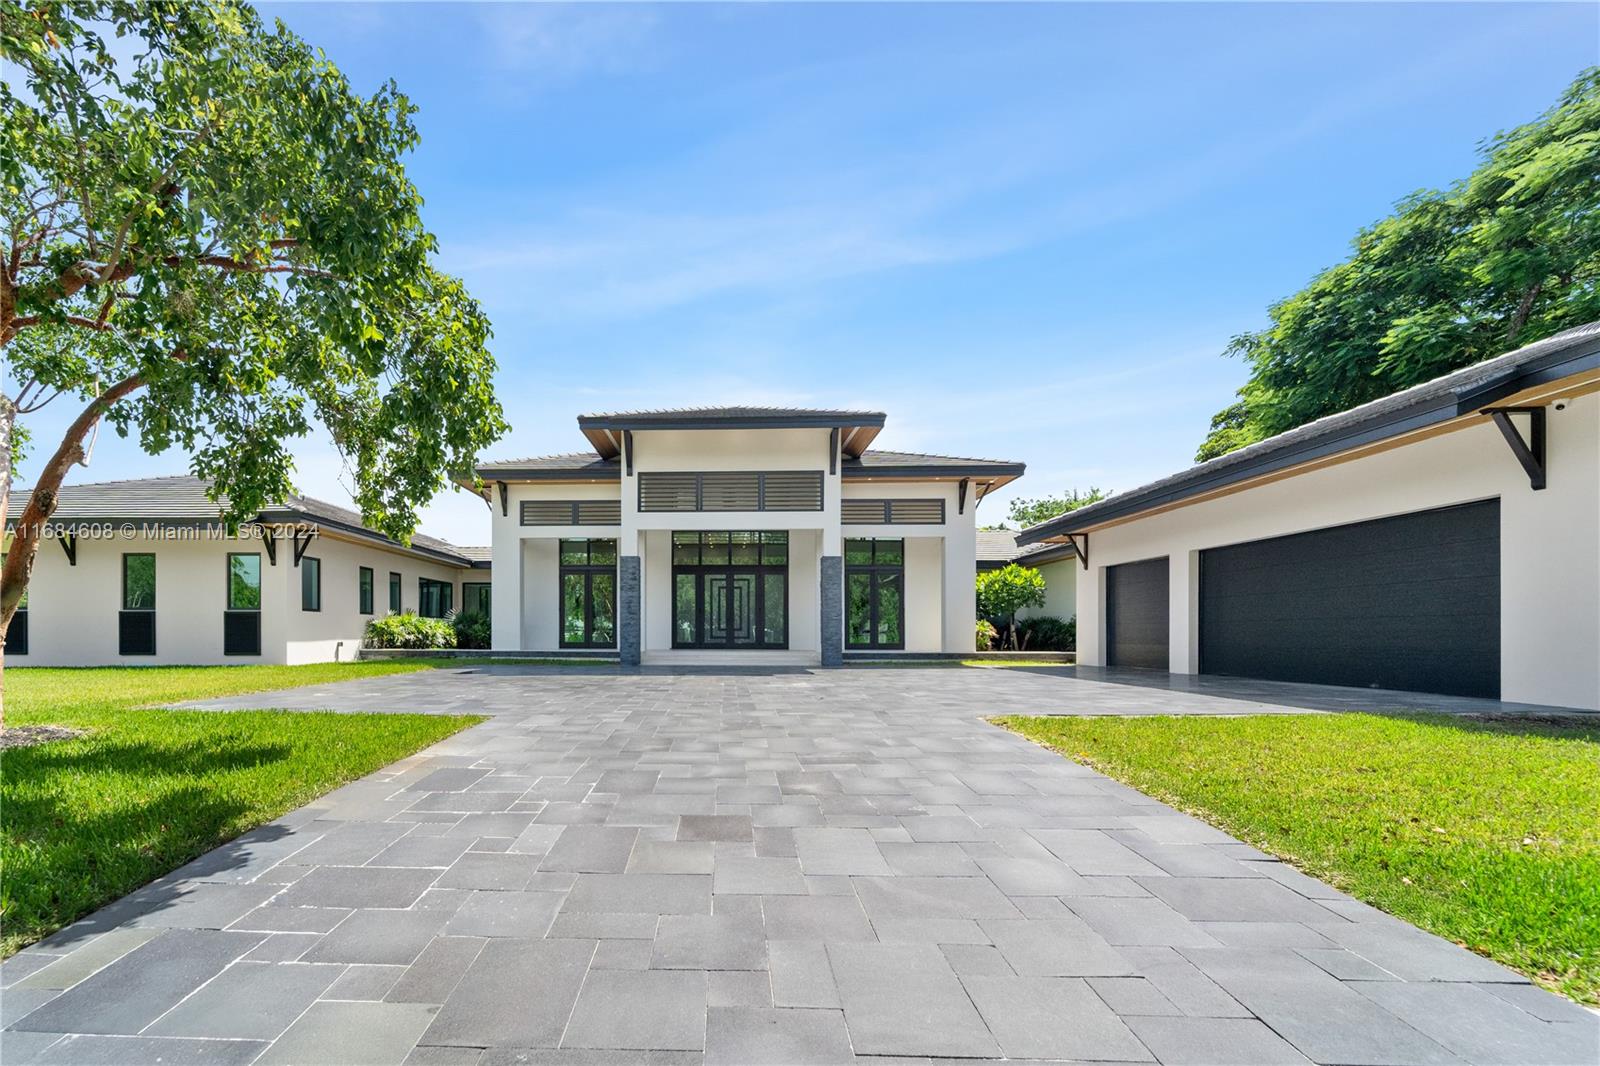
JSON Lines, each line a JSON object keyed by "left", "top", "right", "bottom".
{"left": 1017, "top": 323, "right": 1600, "bottom": 711}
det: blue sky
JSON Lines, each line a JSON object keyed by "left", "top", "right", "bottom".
{"left": 18, "top": 2, "right": 1599, "bottom": 544}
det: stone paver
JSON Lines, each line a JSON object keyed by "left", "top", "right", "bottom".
{"left": 3, "top": 665, "right": 1593, "bottom": 1065}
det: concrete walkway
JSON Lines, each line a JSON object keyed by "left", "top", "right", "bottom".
{"left": 2, "top": 667, "right": 1593, "bottom": 1065}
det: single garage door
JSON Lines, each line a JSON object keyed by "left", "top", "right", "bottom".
{"left": 1107, "top": 556, "right": 1169, "bottom": 670}
{"left": 1199, "top": 499, "right": 1500, "bottom": 698}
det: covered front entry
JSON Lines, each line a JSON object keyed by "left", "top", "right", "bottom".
{"left": 670, "top": 531, "right": 789, "bottom": 649}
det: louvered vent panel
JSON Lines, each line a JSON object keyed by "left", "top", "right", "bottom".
{"left": 638, "top": 473, "right": 701, "bottom": 512}
{"left": 761, "top": 472, "right": 824, "bottom": 512}
{"left": 888, "top": 499, "right": 945, "bottom": 524}
{"left": 575, "top": 500, "right": 622, "bottom": 525}
{"left": 699, "top": 472, "right": 761, "bottom": 511}
{"left": 841, "top": 499, "right": 890, "bottom": 524}
{"left": 521, "top": 500, "right": 576, "bottom": 525}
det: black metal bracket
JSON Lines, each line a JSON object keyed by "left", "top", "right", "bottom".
{"left": 1066, "top": 532, "right": 1089, "bottom": 570}
{"left": 624, "top": 431, "right": 635, "bottom": 477}
{"left": 261, "top": 527, "right": 277, "bottom": 567}
{"left": 57, "top": 532, "right": 77, "bottom": 566}
{"left": 1484, "top": 406, "right": 1546, "bottom": 490}
{"left": 829, "top": 427, "right": 839, "bottom": 476}
{"left": 957, "top": 478, "right": 969, "bottom": 515}
{"left": 292, "top": 527, "right": 316, "bottom": 566}
{"left": 497, "top": 481, "right": 509, "bottom": 517}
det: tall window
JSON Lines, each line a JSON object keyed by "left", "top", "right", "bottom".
{"left": 2, "top": 552, "right": 27, "bottom": 656}
{"left": 560, "top": 539, "right": 617, "bottom": 647}
{"left": 359, "top": 567, "right": 375, "bottom": 614}
{"left": 844, "top": 539, "right": 904, "bottom": 650}
{"left": 225, "top": 553, "right": 262, "bottom": 656}
{"left": 120, "top": 553, "right": 157, "bottom": 655}
{"left": 301, "top": 557, "right": 321, "bottom": 611}
{"left": 462, "top": 582, "right": 491, "bottom": 617}
{"left": 389, "top": 571, "right": 402, "bottom": 613}
{"left": 419, "top": 577, "right": 453, "bottom": 618}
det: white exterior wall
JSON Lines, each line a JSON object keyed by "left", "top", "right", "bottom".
{"left": 1075, "top": 395, "right": 1600, "bottom": 710}
{"left": 10, "top": 529, "right": 471, "bottom": 667}
{"left": 1019, "top": 558, "right": 1078, "bottom": 622}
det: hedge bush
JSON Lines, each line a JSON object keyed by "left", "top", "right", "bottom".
{"left": 976, "top": 619, "right": 999, "bottom": 651}
{"left": 364, "top": 612, "right": 456, "bottom": 649}
{"left": 451, "top": 610, "right": 491, "bottom": 650}
{"left": 1017, "top": 615, "right": 1075, "bottom": 651}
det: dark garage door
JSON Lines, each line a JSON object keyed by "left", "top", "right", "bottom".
{"left": 1107, "top": 557, "right": 1169, "bottom": 670}
{"left": 1199, "top": 499, "right": 1500, "bottom": 698}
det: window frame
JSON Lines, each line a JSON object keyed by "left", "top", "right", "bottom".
{"left": 359, "top": 566, "right": 375, "bottom": 615}
{"left": 558, "top": 539, "right": 618, "bottom": 648}
{"left": 122, "top": 552, "right": 156, "bottom": 611}
{"left": 844, "top": 538, "right": 905, "bottom": 650}
{"left": 389, "top": 571, "right": 402, "bottom": 613}
{"left": 418, "top": 577, "right": 453, "bottom": 619}
{"left": 461, "top": 581, "right": 492, "bottom": 617}
{"left": 301, "top": 556, "right": 322, "bottom": 612}
{"left": 226, "top": 552, "right": 262, "bottom": 611}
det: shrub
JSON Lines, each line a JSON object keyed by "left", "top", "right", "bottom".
{"left": 976, "top": 619, "right": 999, "bottom": 651}
{"left": 1018, "top": 615, "right": 1075, "bottom": 651}
{"left": 451, "top": 610, "right": 492, "bottom": 650}
{"left": 975, "top": 564, "right": 1047, "bottom": 649}
{"left": 364, "top": 611, "right": 456, "bottom": 650}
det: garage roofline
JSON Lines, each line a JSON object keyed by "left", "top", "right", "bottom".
{"left": 1018, "top": 322, "right": 1600, "bottom": 543}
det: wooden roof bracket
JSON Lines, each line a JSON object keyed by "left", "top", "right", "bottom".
{"left": 1483, "top": 406, "right": 1546, "bottom": 490}
{"left": 1067, "top": 532, "right": 1089, "bottom": 570}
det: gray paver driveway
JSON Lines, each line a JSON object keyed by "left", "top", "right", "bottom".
{"left": 4, "top": 666, "right": 1595, "bottom": 1065}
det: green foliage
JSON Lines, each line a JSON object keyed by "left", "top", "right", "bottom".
{"left": 1, "top": 0, "right": 507, "bottom": 540}
{"left": 1006, "top": 488, "right": 1110, "bottom": 529}
{"left": 1017, "top": 614, "right": 1075, "bottom": 651}
{"left": 976, "top": 564, "right": 1047, "bottom": 649}
{"left": 975, "top": 618, "right": 998, "bottom": 651}
{"left": 1000, "top": 712, "right": 1600, "bottom": 1003}
{"left": 364, "top": 611, "right": 455, "bottom": 650}
{"left": 451, "top": 609, "right": 491, "bottom": 650}
{"left": 1, "top": 663, "right": 479, "bottom": 955}
{"left": 1197, "top": 68, "right": 1600, "bottom": 461}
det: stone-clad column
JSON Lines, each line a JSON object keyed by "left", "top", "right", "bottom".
{"left": 820, "top": 555, "right": 842, "bottom": 667}
{"left": 619, "top": 554, "right": 641, "bottom": 666}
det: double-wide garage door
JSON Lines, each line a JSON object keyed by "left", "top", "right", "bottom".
{"left": 1198, "top": 500, "right": 1501, "bottom": 698}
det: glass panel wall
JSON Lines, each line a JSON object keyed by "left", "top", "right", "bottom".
{"left": 559, "top": 539, "right": 618, "bottom": 647}
{"left": 670, "top": 531, "right": 788, "bottom": 649}
{"left": 844, "top": 539, "right": 905, "bottom": 650}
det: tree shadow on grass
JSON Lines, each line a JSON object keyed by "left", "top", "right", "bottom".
{"left": 1, "top": 739, "right": 304, "bottom": 954}
{"left": 1388, "top": 711, "right": 1600, "bottom": 744}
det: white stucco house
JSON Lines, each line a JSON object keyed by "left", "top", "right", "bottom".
{"left": 1017, "top": 323, "right": 1600, "bottom": 711}
{"left": 3, "top": 477, "right": 492, "bottom": 666}
{"left": 473, "top": 407, "right": 1024, "bottom": 665}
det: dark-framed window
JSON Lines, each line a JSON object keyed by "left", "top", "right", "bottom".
{"left": 844, "top": 538, "right": 904, "bottom": 650}
{"left": 2, "top": 552, "right": 26, "bottom": 656}
{"left": 462, "top": 582, "right": 492, "bottom": 617}
{"left": 359, "top": 566, "right": 375, "bottom": 614}
{"left": 123, "top": 553, "right": 156, "bottom": 610}
{"left": 120, "top": 552, "right": 157, "bottom": 655}
{"left": 301, "top": 556, "right": 322, "bottom": 611}
{"left": 225, "top": 552, "right": 262, "bottom": 656}
{"left": 389, "top": 571, "right": 402, "bottom": 613}
{"left": 419, "top": 577, "right": 453, "bottom": 618}
{"left": 670, "top": 531, "right": 788, "bottom": 649}
{"left": 560, "top": 539, "right": 617, "bottom": 648}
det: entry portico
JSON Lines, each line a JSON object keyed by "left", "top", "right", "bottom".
{"left": 476, "top": 407, "right": 1023, "bottom": 665}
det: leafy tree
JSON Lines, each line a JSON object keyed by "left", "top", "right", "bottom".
{"left": 0, "top": 1, "right": 506, "bottom": 717}
{"left": 975, "top": 563, "right": 1047, "bottom": 651}
{"left": 1197, "top": 67, "right": 1600, "bottom": 462}
{"left": 1007, "top": 487, "right": 1109, "bottom": 528}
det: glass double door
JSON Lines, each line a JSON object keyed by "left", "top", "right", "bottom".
{"left": 673, "top": 568, "right": 787, "bottom": 648}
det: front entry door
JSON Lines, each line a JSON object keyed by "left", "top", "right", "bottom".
{"left": 672, "top": 531, "right": 789, "bottom": 650}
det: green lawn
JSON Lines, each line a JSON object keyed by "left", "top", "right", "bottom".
{"left": 1, "top": 662, "right": 484, "bottom": 956}
{"left": 997, "top": 712, "right": 1600, "bottom": 1004}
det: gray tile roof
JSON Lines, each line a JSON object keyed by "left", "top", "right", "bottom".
{"left": 9, "top": 475, "right": 479, "bottom": 566}
{"left": 475, "top": 453, "right": 621, "bottom": 477}
{"left": 1020, "top": 320, "right": 1600, "bottom": 541}
{"left": 976, "top": 529, "right": 1076, "bottom": 568}
{"left": 844, "top": 450, "right": 1026, "bottom": 477}
{"left": 578, "top": 405, "right": 886, "bottom": 425}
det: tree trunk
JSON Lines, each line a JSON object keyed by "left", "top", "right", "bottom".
{"left": 1505, "top": 281, "right": 1544, "bottom": 346}
{"left": 0, "top": 374, "right": 147, "bottom": 730}
{"left": 1, "top": 393, "right": 13, "bottom": 730}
